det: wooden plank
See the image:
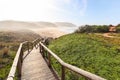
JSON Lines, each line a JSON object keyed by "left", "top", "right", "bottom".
{"left": 21, "top": 48, "right": 57, "bottom": 80}
{"left": 61, "top": 65, "right": 65, "bottom": 80}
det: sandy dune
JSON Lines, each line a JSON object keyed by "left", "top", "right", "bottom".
{"left": 34, "top": 27, "right": 67, "bottom": 38}
{"left": 0, "top": 20, "right": 76, "bottom": 38}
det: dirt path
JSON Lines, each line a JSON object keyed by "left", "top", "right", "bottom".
{"left": 95, "top": 33, "right": 120, "bottom": 38}
{"left": 103, "top": 33, "right": 114, "bottom": 38}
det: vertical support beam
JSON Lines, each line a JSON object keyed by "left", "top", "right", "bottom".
{"left": 37, "top": 43, "right": 39, "bottom": 49}
{"left": 42, "top": 47, "right": 45, "bottom": 58}
{"left": 61, "top": 65, "right": 65, "bottom": 80}
{"left": 17, "top": 48, "right": 24, "bottom": 80}
{"left": 48, "top": 52, "right": 51, "bottom": 67}
{"left": 35, "top": 42, "right": 37, "bottom": 49}
{"left": 41, "top": 45, "right": 43, "bottom": 56}
{"left": 17, "top": 58, "right": 22, "bottom": 80}
{"left": 40, "top": 45, "right": 43, "bottom": 57}
{"left": 35, "top": 41, "right": 37, "bottom": 49}
{"left": 85, "top": 77, "right": 91, "bottom": 80}
{"left": 39, "top": 43, "right": 41, "bottom": 53}
{"left": 20, "top": 48, "right": 23, "bottom": 63}
{"left": 46, "top": 51, "right": 48, "bottom": 59}
{"left": 40, "top": 44, "right": 42, "bottom": 53}
{"left": 33, "top": 42, "right": 35, "bottom": 49}
{"left": 37, "top": 40, "right": 39, "bottom": 49}
{"left": 27, "top": 42, "right": 29, "bottom": 53}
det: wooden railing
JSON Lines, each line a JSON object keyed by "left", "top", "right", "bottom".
{"left": 7, "top": 39, "right": 41, "bottom": 80}
{"left": 7, "top": 38, "right": 105, "bottom": 80}
{"left": 39, "top": 42, "right": 105, "bottom": 80}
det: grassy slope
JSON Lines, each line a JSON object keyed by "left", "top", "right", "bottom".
{"left": 49, "top": 33, "right": 120, "bottom": 80}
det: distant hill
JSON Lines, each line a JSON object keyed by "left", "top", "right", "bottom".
{"left": 0, "top": 20, "right": 57, "bottom": 30}
{"left": 55, "top": 22, "right": 77, "bottom": 27}
{"left": 0, "top": 20, "right": 77, "bottom": 31}
{"left": 0, "top": 29, "right": 41, "bottom": 42}
{"left": 35, "top": 22, "right": 57, "bottom": 27}
{"left": 0, "top": 20, "right": 76, "bottom": 37}
{"left": 0, "top": 20, "right": 37, "bottom": 30}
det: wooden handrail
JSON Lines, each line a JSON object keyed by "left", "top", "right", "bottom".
{"left": 7, "top": 39, "right": 41, "bottom": 80}
{"left": 7, "top": 43, "right": 23, "bottom": 80}
{"left": 39, "top": 42, "right": 106, "bottom": 80}
{"left": 7, "top": 38, "right": 105, "bottom": 80}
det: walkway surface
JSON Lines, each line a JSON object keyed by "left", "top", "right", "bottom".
{"left": 21, "top": 47, "right": 57, "bottom": 80}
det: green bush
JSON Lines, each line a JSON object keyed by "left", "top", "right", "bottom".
{"left": 75, "top": 25, "right": 109, "bottom": 33}
{"left": 116, "top": 24, "right": 120, "bottom": 33}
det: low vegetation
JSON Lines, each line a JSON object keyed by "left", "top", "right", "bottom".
{"left": 75, "top": 24, "right": 120, "bottom": 33}
{"left": 75, "top": 25, "right": 109, "bottom": 33}
{"left": 49, "top": 33, "right": 120, "bottom": 80}
{"left": 0, "top": 30, "right": 41, "bottom": 80}
{"left": 0, "top": 30, "right": 40, "bottom": 42}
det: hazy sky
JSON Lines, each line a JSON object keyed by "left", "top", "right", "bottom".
{"left": 0, "top": 0, "right": 120, "bottom": 25}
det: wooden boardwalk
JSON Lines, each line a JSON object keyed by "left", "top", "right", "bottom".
{"left": 7, "top": 40, "right": 105, "bottom": 80}
{"left": 21, "top": 48, "right": 57, "bottom": 80}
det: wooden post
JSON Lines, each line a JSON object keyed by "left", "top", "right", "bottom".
{"left": 42, "top": 47, "right": 45, "bottom": 58}
{"left": 39, "top": 43, "right": 41, "bottom": 53}
{"left": 41, "top": 46, "right": 43, "bottom": 56}
{"left": 33, "top": 42, "right": 35, "bottom": 48}
{"left": 17, "top": 58, "right": 22, "bottom": 80}
{"left": 61, "top": 65, "right": 65, "bottom": 80}
{"left": 40, "top": 44, "right": 42, "bottom": 53}
{"left": 48, "top": 52, "right": 51, "bottom": 67}
{"left": 35, "top": 42, "right": 37, "bottom": 49}
{"left": 20, "top": 48, "right": 23, "bottom": 63}
{"left": 37, "top": 43, "right": 39, "bottom": 48}
{"left": 46, "top": 51, "right": 48, "bottom": 59}
{"left": 27, "top": 42, "right": 29, "bottom": 52}
{"left": 85, "top": 77, "right": 91, "bottom": 80}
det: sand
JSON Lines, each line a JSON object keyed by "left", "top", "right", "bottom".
{"left": 0, "top": 20, "right": 69, "bottom": 38}
{"left": 32, "top": 27, "right": 67, "bottom": 38}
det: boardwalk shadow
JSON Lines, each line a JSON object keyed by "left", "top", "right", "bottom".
{"left": 23, "top": 50, "right": 32, "bottom": 60}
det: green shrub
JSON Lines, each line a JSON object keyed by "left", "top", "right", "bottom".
{"left": 75, "top": 25, "right": 109, "bottom": 33}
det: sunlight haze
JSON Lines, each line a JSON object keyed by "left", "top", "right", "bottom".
{"left": 0, "top": 0, "right": 87, "bottom": 25}
{"left": 0, "top": 0, "right": 120, "bottom": 25}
